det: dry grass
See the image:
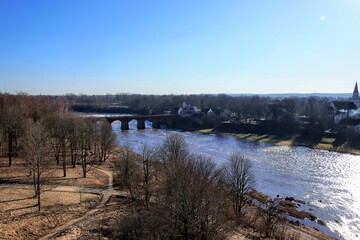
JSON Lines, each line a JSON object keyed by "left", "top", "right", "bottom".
{"left": 0, "top": 157, "right": 110, "bottom": 188}
{"left": 48, "top": 165, "right": 109, "bottom": 189}
{"left": 53, "top": 195, "right": 133, "bottom": 240}
{"left": 198, "top": 128, "right": 214, "bottom": 134}
{"left": 0, "top": 157, "right": 108, "bottom": 240}
{"left": 0, "top": 185, "right": 101, "bottom": 240}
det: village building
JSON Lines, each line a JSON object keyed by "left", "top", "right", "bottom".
{"left": 332, "top": 101, "right": 357, "bottom": 124}
{"left": 331, "top": 82, "right": 360, "bottom": 136}
{"left": 206, "top": 108, "right": 216, "bottom": 118}
{"left": 177, "top": 102, "right": 200, "bottom": 117}
{"left": 352, "top": 81, "right": 360, "bottom": 107}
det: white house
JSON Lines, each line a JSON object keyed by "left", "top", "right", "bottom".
{"left": 332, "top": 82, "right": 360, "bottom": 125}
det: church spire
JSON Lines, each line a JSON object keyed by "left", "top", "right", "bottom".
{"left": 353, "top": 82, "right": 359, "bottom": 99}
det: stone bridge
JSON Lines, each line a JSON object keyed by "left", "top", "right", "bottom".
{"left": 102, "top": 114, "right": 179, "bottom": 130}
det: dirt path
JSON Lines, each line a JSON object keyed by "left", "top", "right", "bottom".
{"left": 39, "top": 167, "right": 122, "bottom": 240}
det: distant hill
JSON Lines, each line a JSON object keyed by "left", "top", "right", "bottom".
{"left": 228, "top": 93, "right": 351, "bottom": 99}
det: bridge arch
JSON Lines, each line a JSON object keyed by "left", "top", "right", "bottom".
{"left": 102, "top": 114, "right": 178, "bottom": 131}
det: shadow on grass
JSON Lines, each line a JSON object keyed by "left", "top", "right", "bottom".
{"left": 349, "top": 140, "right": 360, "bottom": 150}
{"left": 0, "top": 178, "right": 32, "bottom": 185}
{"left": 51, "top": 176, "right": 83, "bottom": 181}
{"left": 5, "top": 204, "right": 38, "bottom": 213}
{"left": 293, "top": 133, "right": 323, "bottom": 148}
{"left": 332, "top": 137, "right": 346, "bottom": 147}
{"left": 0, "top": 196, "right": 34, "bottom": 203}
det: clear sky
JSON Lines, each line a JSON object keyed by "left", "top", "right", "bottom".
{"left": 0, "top": 0, "right": 359, "bottom": 95}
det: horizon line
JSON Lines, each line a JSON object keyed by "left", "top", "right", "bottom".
{"left": 0, "top": 91, "right": 353, "bottom": 97}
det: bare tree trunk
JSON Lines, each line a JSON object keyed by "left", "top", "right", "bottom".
{"left": 8, "top": 135, "right": 12, "bottom": 167}
{"left": 28, "top": 162, "right": 32, "bottom": 176}
{"left": 37, "top": 160, "right": 41, "bottom": 211}
{"left": 62, "top": 152, "right": 66, "bottom": 177}
{"left": 33, "top": 164, "right": 37, "bottom": 197}
{"left": 83, "top": 161, "right": 86, "bottom": 177}
{"left": 82, "top": 154, "right": 87, "bottom": 178}
{"left": 143, "top": 159, "right": 150, "bottom": 208}
{"left": 141, "top": 145, "right": 154, "bottom": 208}
{"left": 103, "top": 151, "right": 107, "bottom": 162}
{"left": 56, "top": 153, "right": 60, "bottom": 165}
{"left": 70, "top": 147, "right": 76, "bottom": 167}
{"left": 125, "top": 165, "right": 132, "bottom": 197}
{"left": 62, "top": 139, "right": 66, "bottom": 177}
{"left": 224, "top": 153, "right": 255, "bottom": 225}
{"left": 99, "top": 147, "right": 103, "bottom": 165}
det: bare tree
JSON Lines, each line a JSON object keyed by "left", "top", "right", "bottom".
{"left": 67, "top": 116, "right": 80, "bottom": 168}
{"left": 44, "top": 114, "right": 60, "bottom": 165}
{"left": 24, "top": 121, "right": 52, "bottom": 211}
{"left": 224, "top": 153, "right": 255, "bottom": 224}
{"left": 158, "top": 133, "right": 188, "bottom": 167}
{"left": 114, "top": 144, "right": 157, "bottom": 206}
{"left": 0, "top": 106, "right": 25, "bottom": 166}
{"left": 78, "top": 119, "right": 95, "bottom": 177}
{"left": 259, "top": 199, "right": 282, "bottom": 238}
{"left": 95, "top": 120, "right": 116, "bottom": 165}
{"left": 140, "top": 144, "right": 156, "bottom": 208}
{"left": 45, "top": 114, "right": 68, "bottom": 176}
{"left": 156, "top": 154, "right": 228, "bottom": 239}
{"left": 114, "top": 145, "right": 141, "bottom": 199}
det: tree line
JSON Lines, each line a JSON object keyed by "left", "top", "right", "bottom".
{"left": 114, "top": 133, "right": 297, "bottom": 239}
{"left": 66, "top": 93, "right": 333, "bottom": 128}
{"left": 0, "top": 93, "right": 116, "bottom": 210}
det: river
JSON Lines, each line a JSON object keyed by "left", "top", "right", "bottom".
{"left": 107, "top": 118, "right": 360, "bottom": 240}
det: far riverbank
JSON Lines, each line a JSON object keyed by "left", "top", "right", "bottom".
{"left": 199, "top": 128, "right": 360, "bottom": 155}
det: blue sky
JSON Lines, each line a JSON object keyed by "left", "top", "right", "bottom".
{"left": 0, "top": 0, "right": 359, "bottom": 95}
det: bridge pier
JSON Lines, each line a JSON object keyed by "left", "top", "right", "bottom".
{"left": 121, "top": 120, "right": 129, "bottom": 130}
{"left": 137, "top": 120, "right": 145, "bottom": 129}
{"left": 166, "top": 119, "right": 174, "bottom": 128}
{"left": 152, "top": 120, "right": 160, "bottom": 129}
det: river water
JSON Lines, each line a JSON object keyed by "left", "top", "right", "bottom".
{"left": 109, "top": 118, "right": 360, "bottom": 239}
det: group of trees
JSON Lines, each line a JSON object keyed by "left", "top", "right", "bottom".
{"left": 114, "top": 133, "right": 287, "bottom": 239}
{"left": 43, "top": 113, "right": 116, "bottom": 178}
{"left": 0, "top": 93, "right": 116, "bottom": 210}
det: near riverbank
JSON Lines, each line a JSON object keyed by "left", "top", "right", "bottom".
{"left": 199, "top": 128, "right": 360, "bottom": 155}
